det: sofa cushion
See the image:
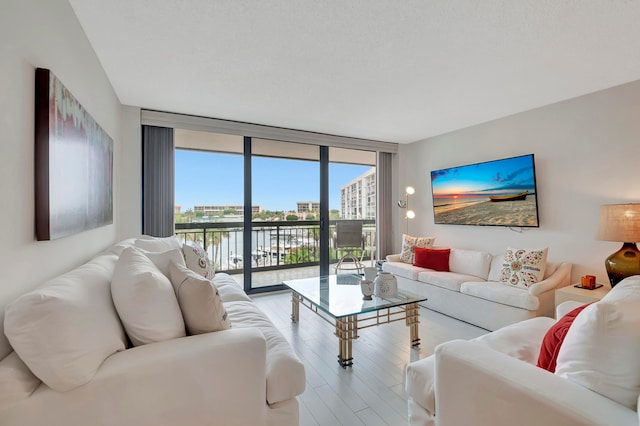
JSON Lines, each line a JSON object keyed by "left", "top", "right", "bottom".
{"left": 460, "top": 281, "right": 540, "bottom": 310}
{"left": 382, "top": 260, "right": 423, "bottom": 281}
{"left": 224, "top": 301, "right": 306, "bottom": 404}
{"left": 169, "top": 261, "right": 231, "bottom": 335}
{"left": 134, "top": 235, "right": 182, "bottom": 252}
{"left": 473, "top": 316, "right": 555, "bottom": 362}
{"left": 449, "top": 248, "right": 492, "bottom": 280}
{"left": 183, "top": 241, "right": 215, "bottom": 280}
{"left": 414, "top": 247, "right": 450, "bottom": 272}
{"left": 4, "top": 253, "right": 126, "bottom": 392}
{"left": 400, "top": 234, "right": 435, "bottom": 263}
{"left": 111, "top": 247, "right": 186, "bottom": 347}
{"left": 487, "top": 254, "right": 505, "bottom": 282}
{"left": 537, "top": 303, "right": 590, "bottom": 373}
{"left": 555, "top": 277, "right": 640, "bottom": 410}
{"left": 0, "top": 352, "right": 41, "bottom": 409}
{"left": 213, "top": 273, "right": 252, "bottom": 303}
{"left": 139, "top": 248, "right": 186, "bottom": 278}
{"left": 417, "top": 271, "right": 479, "bottom": 292}
{"left": 106, "top": 238, "right": 137, "bottom": 256}
{"left": 500, "top": 247, "right": 548, "bottom": 289}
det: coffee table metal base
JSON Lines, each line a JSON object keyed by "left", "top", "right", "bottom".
{"left": 291, "top": 292, "right": 421, "bottom": 368}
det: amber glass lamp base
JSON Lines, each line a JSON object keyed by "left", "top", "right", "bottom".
{"left": 605, "top": 242, "right": 640, "bottom": 287}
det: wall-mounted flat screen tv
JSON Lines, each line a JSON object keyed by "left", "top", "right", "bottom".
{"left": 430, "top": 154, "right": 539, "bottom": 227}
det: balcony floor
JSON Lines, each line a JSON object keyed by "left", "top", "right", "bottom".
{"left": 228, "top": 260, "right": 376, "bottom": 289}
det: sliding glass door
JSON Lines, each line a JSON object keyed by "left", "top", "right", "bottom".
{"left": 174, "top": 129, "right": 377, "bottom": 293}
{"left": 329, "top": 148, "right": 377, "bottom": 271}
{"left": 249, "top": 139, "right": 320, "bottom": 290}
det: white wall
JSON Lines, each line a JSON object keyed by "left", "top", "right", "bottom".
{"left": 398, "top": 80, "right": 640, "bottom": 284}
{"left": 0, "top": 0, "right": 124, "bottom": 311}
{"left": 118, "top": 106, "right": 142, "bottom": 240}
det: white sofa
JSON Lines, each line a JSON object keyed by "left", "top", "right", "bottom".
{"left": 383, "top": 248, "right": 572, "bottom": 330}
{"left": 405, "top": 277, "right": 640, "bottom": 426}
{"left": 0, "top": 238, "right": 305, "bottom": 426}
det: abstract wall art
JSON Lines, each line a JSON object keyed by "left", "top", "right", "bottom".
{"left": 35, "top": 68, "right": 113, "bottom": 240}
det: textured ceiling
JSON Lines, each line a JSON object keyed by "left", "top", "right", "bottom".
{"left": 68, "top": 0, "right": 640, "bottom": 143}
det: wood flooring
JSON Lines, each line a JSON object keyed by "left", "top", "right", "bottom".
{"left": 251, "top": 291, "right": 488, "bottom": 426}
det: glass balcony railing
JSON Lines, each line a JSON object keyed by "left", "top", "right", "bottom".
{"left": 174, "top": 220, "right": 376, "bottom": 274}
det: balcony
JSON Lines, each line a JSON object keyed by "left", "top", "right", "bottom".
{"left": 175, "top": 219, "right": 376, "bottom": 288}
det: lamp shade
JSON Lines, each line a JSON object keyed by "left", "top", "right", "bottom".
{"left": 596, "top": 204, "right": 640, "bottom": 242}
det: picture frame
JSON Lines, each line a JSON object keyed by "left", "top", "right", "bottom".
{"left": 34, "top": 68, "right": 113, "bottom": 240}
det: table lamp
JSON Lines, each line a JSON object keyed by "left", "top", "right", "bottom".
{"left": 595, "top": 203, "right": 640, "bottom": 287}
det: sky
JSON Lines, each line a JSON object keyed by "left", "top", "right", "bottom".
{"left": 175, "top": 149, "right": 373, "bottom": 212}
{"left": 430, "top": 154, "right": 536, "bottom": 198}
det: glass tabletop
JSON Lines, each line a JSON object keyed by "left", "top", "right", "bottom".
{"left": 283, "top": 274, "right": 427, "bottom": 318}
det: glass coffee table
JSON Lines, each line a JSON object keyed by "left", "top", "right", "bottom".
{"left": 283, "top": 274, "right": 427, "bottom": 368}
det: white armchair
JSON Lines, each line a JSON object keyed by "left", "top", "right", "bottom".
{"left": 406, "top": 299, "right": 639, "bottom": 426}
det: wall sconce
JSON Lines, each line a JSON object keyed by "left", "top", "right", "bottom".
{"left": 595, "top": 203, "right": 640, "bottom": 287}
{"left": 398, "top": 186, "right": 415, "bottom": 233}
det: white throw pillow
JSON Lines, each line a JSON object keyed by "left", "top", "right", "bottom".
{"left": 139, "top": 248, "right": 186, "bottom": 278}
{"left": 4, "top": 253, "right": 126, "bottom": 392}
{"left": 400, "top": 234, "right": 435, "bottom": 264}
{"left": 500, "top": 247, "right": 548, "bottom": 289}
{"left": 111, "top": 247, "right": 186, "bottom": 346}
{"left": 555, "top": 277, "right": 640, "bottom": 409}
{"left": 183, "top": 241, "right": 215, "bottom": 280}
{"left": 134, "top": 235, "right": 182, "bottom": 252}
{"left": 169, "top": 261, "right": 231, "bottom": 335}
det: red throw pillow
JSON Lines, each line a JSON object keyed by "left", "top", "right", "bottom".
{"left": 413, "top": 247, "right": 450, "bottom": 272}
{"left": 537, "top": 303, "right": 591, "bottom": 372}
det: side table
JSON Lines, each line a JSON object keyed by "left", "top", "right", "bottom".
{"left": 555, "top": 284, "right": 610, "bottom": 307}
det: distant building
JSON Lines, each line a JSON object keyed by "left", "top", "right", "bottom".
{"left": 340, "top": 168, "right": 376, "bottom": 219}
{"left": 174, "top": 206, "right": 181, "bottom": 214}
{"left": 295, "top": 202, "right": 319, "bottom": 220}
{"left": 297, "top": 202, "right": 320, "bottom": 214}
{"left": 194, "top": 205, "right": 262, "bottom": 215}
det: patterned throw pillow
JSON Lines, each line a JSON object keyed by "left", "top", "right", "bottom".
{"left": 400, "top": 234, "right": 436, "bottom": 264}
{"left": 183, "top": 241, "right": 215, "bottom": 280}
{"left": 500, "top": 247, "right": 548, "bottom": 289}
{"left": 169, "top": 261, "right": 231, "bottom": 335}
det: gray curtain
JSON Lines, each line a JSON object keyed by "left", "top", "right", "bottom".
{"left": 142, "top": 126, "right": 174, "bottom": 237}
{"left": 377, "top": 151, "right": 393, "bottom": 260}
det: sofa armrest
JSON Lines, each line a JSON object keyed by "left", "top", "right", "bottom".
{"left": 10, "top": 328, "right": 269, "bottom": 426}
{"left": 435, "top": 340, "right": 636, "bottom": 426}
{"left": 386, "top": 254, "right": 402, "bottom": 262}
{"left": 97, "top": 328, "right": 267, "bottom": 424}
{"left": 528, "top": 262, "right": 572, "bottom": 296}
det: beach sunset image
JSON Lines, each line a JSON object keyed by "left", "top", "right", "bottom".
{"left": 431, "top": 154, "right": 539, "bottom": 227}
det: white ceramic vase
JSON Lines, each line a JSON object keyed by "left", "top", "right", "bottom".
{"left": 360, "top": 279, "right": 374, "bottom": 300}
{"left": 364, "top": 267, "right": 378, "bottom": 282}
{"left": 374, "top": 272, "right": 398, "bottom": 298}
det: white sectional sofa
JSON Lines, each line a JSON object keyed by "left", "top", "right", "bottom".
{"left": 383, "top": 248, "right": 572, "bottom": 330}
{"left": 405, "top": 277, "right": 640, "bottom": 426}
{"left": 0, "top": 238, "right": 305, "bottom": 426}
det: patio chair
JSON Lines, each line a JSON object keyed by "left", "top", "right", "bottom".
{"left": 333, "top": 221, "right": 365, "bottom": 274}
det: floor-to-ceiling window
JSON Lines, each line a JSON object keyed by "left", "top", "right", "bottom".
{"left": 160, "top": 113, "right": 392, "bottom": 294}
{"left": 174, "top": 130, "right": 245, "bottom": 273}
{"left": 329, "top": 147, "right": 377, "bottom": 270}
{"left": 249, "top": 139, "right": 320, "bottom": 289}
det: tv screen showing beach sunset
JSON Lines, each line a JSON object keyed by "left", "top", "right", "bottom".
{"left": 431, "top": 154, "right": 539, "bottom": 227}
